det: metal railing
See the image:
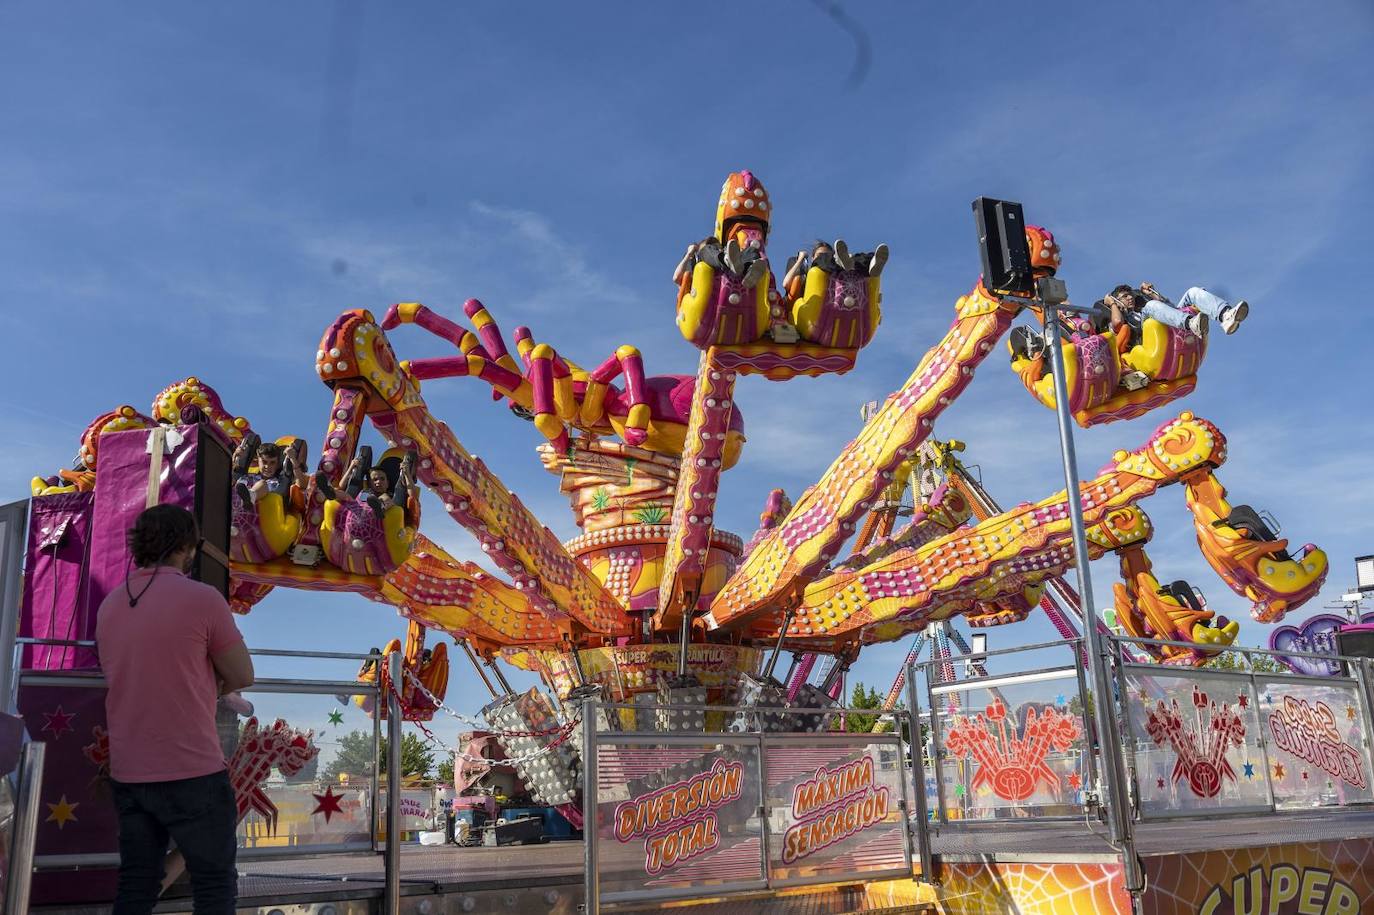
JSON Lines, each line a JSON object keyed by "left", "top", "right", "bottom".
{"left": 581, "top": 697, "right": 917, "bottom": 913}
{"left": 7, "top": 638, "right": 393, "bottom": 888}
{"left": 913, "top": 638, "right": 1097, "bottom": 826}
{"left": 2, "top": 741, "right": 45, "bottom": 913}
{"left": 1109, "top": 635, "right": 1374, "bottom": 821}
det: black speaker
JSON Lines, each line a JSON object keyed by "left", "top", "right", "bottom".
{"left": 973, "top": 197, "right": 1034, "bottom": 296}
{"left": 192, "top": 420, "right": 232, "bottom": 598}
{"left": 1337, "top": 628, "right": 1374, "bottom": 661}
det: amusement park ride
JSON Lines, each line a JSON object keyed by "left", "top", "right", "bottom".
{"left": 15, "top": 171, "right": 1348, "bottom": 913}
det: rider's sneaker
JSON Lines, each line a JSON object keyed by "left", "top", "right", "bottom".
{"left": 1185, "top": 312, "right": 1208, "bottom": 337}
{"left": 1220, "top": 300, "right": 1249, "bottom": 334}
{"left": 723, "top": 238, "right": 744, "bottom": 275}
{"left": 742, "top": 257, "right": 769, "bottom": 289}
{"left": 867, "top": 244, "right": 889, "bottom": 277}
{"left": 1121, "top": 370, "right": 1151, "bottom": 391}
{"left": 833, "top": 239, "right": 854, "bottom": 272}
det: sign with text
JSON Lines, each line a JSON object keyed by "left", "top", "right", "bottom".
{"left": 595, "top": 739, "right": 765, "bottom": 903}
{"left": 763, "top": 737, "right": 910, "bottom": 885}
{"left": 1255, "top": 676, "right": 1374, "bottom": 809}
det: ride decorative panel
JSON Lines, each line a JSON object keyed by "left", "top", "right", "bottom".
{"left": 1122, "top": 667, "right": 1271, "bottom": 817}
{"left": 1254, "top": 675, "right": 1374, "bottom": 809}
{"left": 933, "top": 669, "right": 1090, "bottom": 819}
{"left": 762, "top": 735, "right": 911, "bottom": 885}
{"left": 594, "top": 738, "right": 766, "bottom": 903}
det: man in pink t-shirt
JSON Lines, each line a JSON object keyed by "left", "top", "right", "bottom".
{"left": 95, "top": 505, "right": 254, "bottom": 915}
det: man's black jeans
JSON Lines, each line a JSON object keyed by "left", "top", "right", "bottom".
{"left": 110, "top": 769, "right": 238, "bottom": 914}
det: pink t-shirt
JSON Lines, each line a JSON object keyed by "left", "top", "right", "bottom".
{"left": 95, "top": 566, "right": 244, "bottom": 782}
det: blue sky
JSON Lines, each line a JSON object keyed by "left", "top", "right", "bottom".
{"left": 4, "top": 2, "right": 1373, "bottom": 763}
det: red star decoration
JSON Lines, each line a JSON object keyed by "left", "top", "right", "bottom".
{"left": 1236, "top": 693, "right": 1248, "bottom": 709}
{"left": 1273, "top": 763, "right": 1286, "bottom": 780}
{"left": 1301, "top": 770, "right": 1310, "bottom": 781}
{"left": 1067, "top": 772, "right": 1083, "bottom": 790}
{"left": 312, "top": 786, "right": 345, "bottom": 823}
{"left": 41, "top": 706, "right": 76, "bottom": 740}
{"left": 1156, "top": 777, "right": 1166, "bottom": 790}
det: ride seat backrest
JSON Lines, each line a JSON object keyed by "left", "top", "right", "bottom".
{"left": 1158, "top": 579, "right": 1204, "bottom": 613}
{"left": 1215, "top": 504, "right": 1292, "bottom": 561}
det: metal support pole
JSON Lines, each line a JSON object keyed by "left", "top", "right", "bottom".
{"left": 570, "top": 647, "right": 589, "bottom": 688}
{"left": 485, "top": 656, "right": 514, "bottom": 695}
{"left": 781, "top": 651, "right": 802, "bottom": 689}
{"left": 3, "top": 741, "right": 45, "bottom": 915}
{"left": 904, "top": 663, "right": 937, "bottom": 885}
{"left": 384, "top": 651, "right": 402, "bottom": 913}
{"left": 369, "top": 652, "right": 382, "bottom": 853}
{"left": 675, "top": 608, "right": 695, "bottom": 681}
{"left": 460, "top": 639, "right": 499, "bottom": 698}
{"left": 0, "top": 500, "right": 29, "bottom": 713}
{"left": 761, "top": 611, "right": 794, "bottom": 681}
{"left": 1043, "top": 300, "right": 1142, "bottom": 896}
{"left": 924, "top": 660, "right": 948, "bottom": 825}
{"left": 582, "top": 695, "right": 600, "bottom": 915}
{"left": 819, "top": 655, "right": 848, "bottom": 694}
{"left": 1070, "top": 640, "right": 1099, "bottom": 804}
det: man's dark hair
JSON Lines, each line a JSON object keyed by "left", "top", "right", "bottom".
{"left": 127, "top": 505, "right": 199, "bottom": 568}
{"left": 257, "top": 442, "right": 283, "bottom": 462}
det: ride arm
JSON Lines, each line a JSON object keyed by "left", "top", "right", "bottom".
{"left": 764, "top": 412, "right": 1227, "bottom": 646}
{"left": 371, "top": 403, "right": 627, "bottom": 636}
{"left": 380, "top": 534, "right": 567, "bottom": 646}
{"left": 655, "top": 347, "right": 738, "bottom": 630}
{"left": 706, "top": 282, "right": 1024, "bottom": 630}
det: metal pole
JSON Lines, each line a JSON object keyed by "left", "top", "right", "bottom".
{"left": 485, "top": 656, "right": 514, "bottom": 695}
{"left": 0, "top": 500, "right": 29, "bottom": 713}
{"left": 1043, "top": 301, "right": 1142, "bottom": 895}
{"left": 923, "top": 660, "right": 948, "bottom": 825}
{"left": 3, "top": 741, "right": 44, "bottom": 915}
{"left": 570, "top": 647, "right": 589, "bottom": 688}
{"left": 384, "top": 651, "right": 402, "bottom": 913}
{"left": 761, "top": 611, "right": 794, "bottom": 681}
{"left": 369, "top": 652, "right": 382, "bottom": 853}
{"left": 675, "top": 609, "right": 694, "bottom": 681}
{"left": 1070, "top": 639, "right": 1098, "bottom": 806}
{"left": 904, "top": 663, "right": 936, "bottom": 885}
{"left": 460, "top": 639, "right": 499, "bottom": 698}
{"left": 582, "top": 695, "right": 599, "bottom": 915}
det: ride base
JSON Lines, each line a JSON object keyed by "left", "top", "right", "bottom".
{"left": 43, "top": 808, "right": 1371, "bottom": 914}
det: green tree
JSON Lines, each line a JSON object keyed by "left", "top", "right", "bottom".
{"left": 1204, "top": 651, "right": 1287, "bottom": 674}
{"left": 282, "top": 752, "right": 320, "bottom": 784}
{"left": 845, "top": 682, "right": 883, "bottom": 733}
{"left": 323, "top": 730, "right": 435, "bottom": 782}
{"left": 436, "top": 756, "right": 455, "bottom": 785}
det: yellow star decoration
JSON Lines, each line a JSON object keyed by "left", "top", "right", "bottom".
{"left": 46, "top": 794, "right": 79, "bottom": 829}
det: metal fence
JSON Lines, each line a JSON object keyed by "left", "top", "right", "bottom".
{"left": 581, "top": 698, "right": 915, "bottom": 913}
{"left": 6, "top": 637, "right": 390, "bottom": 905}
{"left": 904, "top": 634, "right": 1374, "bottom": 837}
{"left": 914, "top": 638, "right": 1095, "bottom": 824}
{"left": 1111, "top": 636, "right": 1374, "bottom": 821}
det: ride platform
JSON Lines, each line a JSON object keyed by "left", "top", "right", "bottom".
{"left": 41, "top": 807, "right": 1368, "bottom": 914}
